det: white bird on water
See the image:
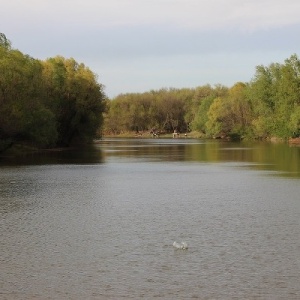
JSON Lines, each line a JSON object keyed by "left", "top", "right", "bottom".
{"left": 173, "top": 241, "right": 188, "bottom": 250}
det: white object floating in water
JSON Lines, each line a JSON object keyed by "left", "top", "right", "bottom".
{"left": 173, "top": 241, "right": 188, "bottom": 250}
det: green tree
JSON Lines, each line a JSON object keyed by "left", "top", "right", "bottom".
{"left": 274, "top": 55, "right": 300, "bottom": 137}
{"left": 42, "top": 56, "right": 106, "bottom": 146}
{"left": 289, "top": 106, "right": 300, "bottom": 137}
{"left": 0, "top": 45, "right": 57, "bottom": 147}
{"left": 227, "top": 82, "right": 252, "bottom": 138}
{"left": 248, "top": 54, "right": 300, "bottom": 139}
{"left": 104, "top": 88, "right": 194, "bottom": 134}
{"left": 0, "top": 34, "right": 106, "bottom": 151}
{"left": 203, "top": 83, "right": 251, "bottom": 139}
{"left": 248, "top": 64, "right": 277, "bottom": 138}
{"left": 191, "top": 84, "right": 228, "bottom": 134}
{"left": 205, "top": 97, "right": 224, "bottom": 137}
{"left": 0, "top": 33, "right": 11, "bottom": 49}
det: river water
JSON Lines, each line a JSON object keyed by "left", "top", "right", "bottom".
{"left": 1, "top": 138, "right": 300, "bottom": 299}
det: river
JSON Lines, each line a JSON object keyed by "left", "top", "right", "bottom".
{"left": 1, "top": 138, "right": 300, "bottom": 299}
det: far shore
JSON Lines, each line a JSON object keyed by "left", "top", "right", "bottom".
{"left": 99, "top": 131, "right": 300, "bottom": 145}
{"left": 1, "top": 132, "right": 299, "bottom": 158}
{"left": 100, "top": 131, "right": 204, "bottom": 139}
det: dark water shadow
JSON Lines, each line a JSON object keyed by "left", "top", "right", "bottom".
{"left": 0, "top": 144, "right": 104, "bottom": 166}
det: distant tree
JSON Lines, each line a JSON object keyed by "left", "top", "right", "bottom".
{"left": 226, "top": 82, "right": 252, "bottom": 138}
{"left": 205, "top": 97, "right": 224, "bottom": 137}
{"left": 248, "top": 54, "right": 300, "bottom": 139}
{"left": 104, "top": 54, "right": 300, "bottom": 141}
{"left": 0, "top": 33, "right": 11, "bottom": 49}
{"left": 191, "top": 85, "right": 228, "bottom": 134}
{"left": 104, "top": 88, "right": 195, "bottom": 134}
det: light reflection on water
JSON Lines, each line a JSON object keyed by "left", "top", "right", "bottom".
{"left": 98, "top": 138, "right": 300, "bottom": 177}
{"left": 1, "top": 139, "right": 300, "bottom": 299}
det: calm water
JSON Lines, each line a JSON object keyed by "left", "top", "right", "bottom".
{"left": 1, "top": 138, "right": 300, "bottom": 299}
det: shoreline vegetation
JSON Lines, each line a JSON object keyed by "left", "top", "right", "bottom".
{"left": 0, "top": 33, "right": 106, "bottom": 155}
{"left": 1, "top": 132, "right": 299, "bottom": 159}
{"left": 101, "top": 130, "right": 204, "bottom": 139}
{"left": 103, "top": 56, "right": 300, "bottom": 144}
{"left": 1, "top": 32, "right": 300, "bottom": 157}
{"left": 101, "top": 131, "right": 300, "bottom": 144}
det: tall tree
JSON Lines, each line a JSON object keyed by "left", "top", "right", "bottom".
{"left": 248, "top": 54, "right": 300, "bottom": 139}
{"left": 0, "top": 33, "right": 11, "bottom": 49}
{"left": 42, "top": 56, "right": 106, "bottom": 146}
{"left": 0, "top": 34, "right": 106, "bottom": 151}
{"left": 0, "top": 45, "right": 57, "bottom": 147}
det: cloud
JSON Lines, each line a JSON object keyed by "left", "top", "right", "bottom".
{"left": 2, "top": 0, "right": 300, "bottom": 97}
{"left": 53, "top": 24, "right": 300, "bottom": 62}
{"left": 4, "top": 0, "right": 300, "bottom": 32}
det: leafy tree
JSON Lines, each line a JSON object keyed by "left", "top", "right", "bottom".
{"left": 248, "top": 54, "right": 300, "bottom": 139}
{"left": 289, "top": 106, "right": 300, "bottom": 137}
{"left": 42, "top": 56, "right": 106, "bottom": 146}
{"left": 273, "top": 55, "right": 300, "bottom": 137}
{"left": 248, "top": 65, "right": 275, "bottom": 138}
{"left": 191, "top": 85, "right": 228, "bottom": 133}
{"left": 104, "top": 88, "right": 194, "bottom": 134}
{"left": 205, "top": 97, "right": 224, "bottom": 137}
{"left": 0, "top": 33, "right": 11, "bottom": 49}
{"left": 0, "top": 34, "right": 106, "bottom": 152}
{"left": 0, "top": 44, "right": 57, "bottom": 147}
{"left": 226, "top": 82, "right": 252, "bottom": 138}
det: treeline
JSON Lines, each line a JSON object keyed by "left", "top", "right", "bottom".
{"left": 104, "top": 54, "right": 300, "bottom": 140}
{"left": 0, "top": 33, "right": 106, "bottom": 152}
{"left": 1, "top": 32, "right": 299, "bottom": 150}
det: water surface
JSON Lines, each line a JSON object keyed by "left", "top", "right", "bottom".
{"left": 1, "top": 139, "right": 300, "bottom": 299}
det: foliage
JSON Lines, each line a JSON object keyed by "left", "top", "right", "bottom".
{"left": 205, "top": 83, "right": 252, "bottom": 139}
{"left": 104, "top": 88, "right": 195, "bottom": 134}
{"left": 248, "top": 54, "right": 300, "bottom": 139}
{"left": 1, "top": 32, "right": 300, "bottom": 146}
{"left": 0, "top": 33, "right": 11, "bottom": 49}
{"left": 0, "top": 33, "right": 106, "bottom": 151}
{"left": 41, "top": 56, "right": 105, "bottom": 146}
{"left": 190, "top": 84, "right": 228, "bottom": 133}
{"left": 105, "top": 54, "right": 300, "bottom": 141}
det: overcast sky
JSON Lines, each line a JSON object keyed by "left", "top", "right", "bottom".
{"left": 2, "top": 0, "right": 300, "bottom": 97}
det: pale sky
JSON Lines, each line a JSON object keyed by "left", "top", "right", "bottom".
{"left": 2, "top": 0, "right": 300, "bottom": 98}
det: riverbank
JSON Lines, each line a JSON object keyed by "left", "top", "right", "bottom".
{"left": 102, "top": 130, "right": 204, "bottom": 139}
{"left": 289, "top": 137, "right": 300, "bottom": 145}
{"left": 2, "top": 132, "right": 299, "bottom": 159}
{"left": 102, "top": 132, "right": 300, "bottom": 145}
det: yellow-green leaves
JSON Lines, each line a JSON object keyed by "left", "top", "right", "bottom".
{"left": 0, "top": 35, "right": 106, "bottom": 150}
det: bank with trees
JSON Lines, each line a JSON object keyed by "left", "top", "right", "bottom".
{"left": 104, "top": 55, "right": 300, "bottom": 141}
{"left": 0, "top": 33, "right": 106, "bottom": 153}
{"left": 1, "top": 32, "right": 300, "bottom": 154}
